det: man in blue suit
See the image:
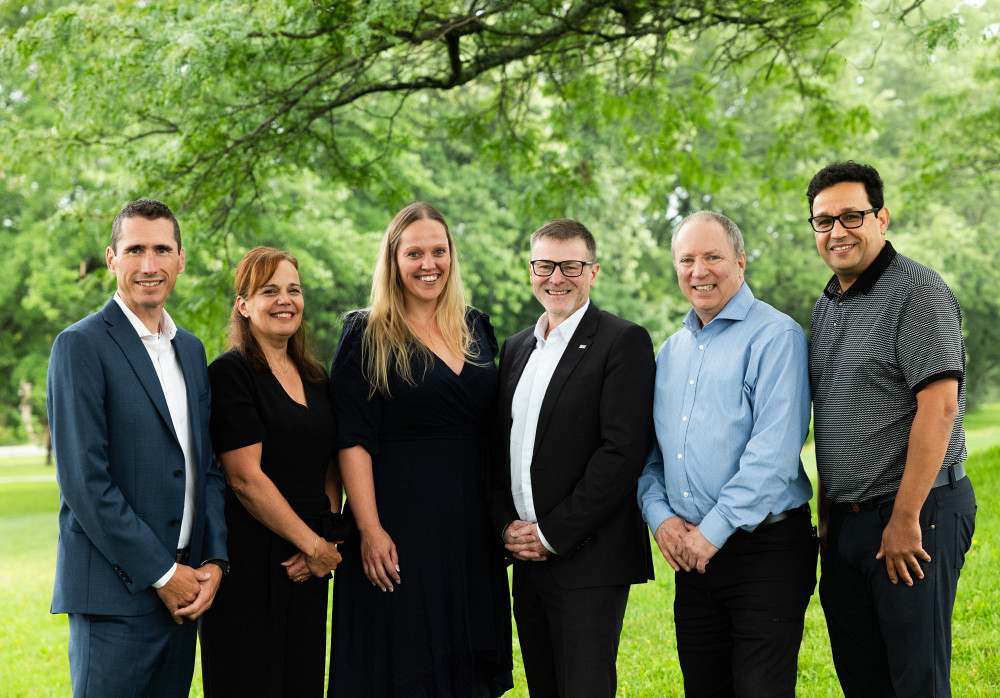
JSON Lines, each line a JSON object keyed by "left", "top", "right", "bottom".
{"left": 46, "top": 199, "right": 229, "bottom": 697}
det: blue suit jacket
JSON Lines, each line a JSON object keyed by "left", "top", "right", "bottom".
{"left": 47, "top": 298, "right": 228, "bottom": 616}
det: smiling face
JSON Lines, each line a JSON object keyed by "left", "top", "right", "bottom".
{"left": 673, "top": 218, "right": 746, "bottom": 327}
{"left": 396, "top": 218, "right": 451, "bottom": 309}
{"left": 530, "top": 236, "right": 598, "bottom": 332}
{"left": 812, "top": 181, "right": 889, "bottom": 291}
{"left": 106, "top": 216, "right": 185, "bottom": 332}
{"left": 237, "top": 259, "right": 303, "bottom": 346}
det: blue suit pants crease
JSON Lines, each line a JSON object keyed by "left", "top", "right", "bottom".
{"left": 68, "top": 607, "right": 197, "bottom": 698}
{"left": 673, "top": 508, "right": 818, "bottom": 698}
{"left": 820, "top": 476, "right": 976, "bottom": 698}
{"left": 512, "top": 560, "right": 629, "bottom": 698}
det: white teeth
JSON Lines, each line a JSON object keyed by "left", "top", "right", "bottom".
{"left": 832, "top": 244, "right": 854, "bottom": 251}
{"left": 418, "top": 275, "right": 438, "bottom": 282}
{"left": 273, "top": 313, "right": 292, "bottom": 318}
{"left": 694, "top": 285, "right": 715, "bottom": 291}
{"left": 548, "top": 290, "right": 570, "bottom": 295}
{"left": 137, "top": 281, "right": 159, "bottom": 287}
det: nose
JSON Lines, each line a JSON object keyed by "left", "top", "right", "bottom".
{"left": 549, "top": 266, "right": 572, "bottom": 281}
{"left": 690, "top": 259, "right": 708, "bottom": 278}
{"left": 139, "top": 250, "right": 158, "bottom": 273}
{"left": 829, "top": 220, "right": 850, "bottom": 237}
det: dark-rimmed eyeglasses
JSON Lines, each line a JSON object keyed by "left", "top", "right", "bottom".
{"left": 529, "top": 260, "right": 596, "bottom": 277}
{"left": 808, "top": 207, "right": 881, "bottom": 233}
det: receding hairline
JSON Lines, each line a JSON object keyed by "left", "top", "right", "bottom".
{"left": 671, "top": 211, "right": 744, "bottom": 257}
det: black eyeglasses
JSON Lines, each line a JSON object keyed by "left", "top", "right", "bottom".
{"left": 808, "top": 207, "right": 881, "bottom": 233}
{"left": 529, "top": 260, "right": 596, "bottom": 277}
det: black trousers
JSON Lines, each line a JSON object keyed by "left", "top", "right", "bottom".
{"left": 512, "top": 560, "right": 630, "bottom": 698}
{"left": 674, "top": 507, "right": 818, "bottom": 698}
{"left": 821, "top": 476, "right": 976, "bottom": 698}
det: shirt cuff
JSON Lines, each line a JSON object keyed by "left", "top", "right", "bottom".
{"left": 699, "top": 508, "right": 736, "bottom": 550}
{"left": 151, "top": 563, "right": 177, "bottom": 589}
{"left": 642, "top": 499, "right": 676, "bottom": 537}
{"left": 536, "top": 525, "right": 557, "bottom": 555}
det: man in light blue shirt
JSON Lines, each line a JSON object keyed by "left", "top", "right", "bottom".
{"left": 638, "top": 211, "right": 817, "bottom": 697}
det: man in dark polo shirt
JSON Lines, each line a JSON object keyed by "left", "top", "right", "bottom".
{"left": 806, "top": 161, "right": 977, "bottom": 697}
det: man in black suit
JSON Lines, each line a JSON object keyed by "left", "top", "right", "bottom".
{"left": 491, "top": 219, "right": 655, "bottom": 698}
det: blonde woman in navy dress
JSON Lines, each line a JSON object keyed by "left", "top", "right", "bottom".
{"left": 328, "top": 203, "right": 513, "bottom": 697}
{"left": 201, "top": 247, "right": 342, "bottom": 697}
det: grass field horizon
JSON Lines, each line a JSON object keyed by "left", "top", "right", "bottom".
{"left": 2, "top": 404, "right": 998, "bottom": 696}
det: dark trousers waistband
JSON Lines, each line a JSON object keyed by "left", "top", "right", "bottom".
{"left": 758, "top": 503, "right": 810, "bottom": 528}
{"left": 838, "top": 462, "right": 967, "bottom": 512}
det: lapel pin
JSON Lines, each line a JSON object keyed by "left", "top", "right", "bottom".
{"left": 579, "top": 344, "right": 587, "bottom": 349}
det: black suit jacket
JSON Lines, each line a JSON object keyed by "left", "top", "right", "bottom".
{"left": 491, "top": 303, "right": 655, "bottom": 589}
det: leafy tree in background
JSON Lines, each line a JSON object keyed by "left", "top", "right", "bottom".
{"left": 1, "top": 0, "right": 998, "bottom": 436}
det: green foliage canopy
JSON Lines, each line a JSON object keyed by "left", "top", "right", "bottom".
{"left": 1, "top": 0, "right": 998, "bottom": 436}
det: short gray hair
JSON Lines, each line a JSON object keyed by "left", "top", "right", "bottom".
{"left": 672, "top": 211, "right": 744, "bottom": 257}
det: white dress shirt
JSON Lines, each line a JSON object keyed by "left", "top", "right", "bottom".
{"left": 509, "top": 301, "right": 590, "bottom": 554}
{"left": 113, "top": 294, "right": 196, "bottom": 587}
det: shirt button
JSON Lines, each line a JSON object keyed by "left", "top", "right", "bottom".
{"left": 683, "top": 492, "right": 690, "bottom": 498}
{"left": 698, "top": 345, "right": 704, "bottom": 350}
{"left": 677, "top": 454, "right": 683, "bottom": 459}
{"left": 681, "top": 416, "right": 687, "bottom": 422}
{"left": 173, "top": 470, "right": 183, "bottom": 478}
{"left": 838, "top": 302, "right": 843, "bottom": 307}
{"left": 169, "top": 518, "right": 181, "bottom": 527}
{"left": 689, "top": 379, "right": 695, "bottom": 385}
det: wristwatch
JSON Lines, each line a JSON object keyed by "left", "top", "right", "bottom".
{"left": 203, "top": 558, "right": 231, "bottom": 577}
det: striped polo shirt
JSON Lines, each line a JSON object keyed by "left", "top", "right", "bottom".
{"left": 809, "top": 241, "right": 967, "bottom": 503}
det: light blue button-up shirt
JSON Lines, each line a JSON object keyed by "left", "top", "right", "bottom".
{"left": 638, "top": 283, "right": 812, "bottom": 549}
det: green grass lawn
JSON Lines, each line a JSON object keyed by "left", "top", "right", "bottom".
{"left": 3, "top": 408, "right": 999, "bottom": 697}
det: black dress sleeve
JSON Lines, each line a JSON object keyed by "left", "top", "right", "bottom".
{"left": 208, "top": 350, "right": 267, "bottom": 454}
{"left": 329, "top": 311, "right": 383, "bottom": 455}
{"left": 469, "top": 307, "right": 500, "bottom": 361}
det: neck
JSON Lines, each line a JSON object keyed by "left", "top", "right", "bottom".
{"left": 120, "top": 296, "right": 163, "bottom": 334}
{"left": 835, "top": 275, "right": 856, "bottom": 292}
{"left": 404, "top": 301, "right": 438, "bottom": 328}
{"left": 250, "top": 328, "right": 291, "bottom": 367}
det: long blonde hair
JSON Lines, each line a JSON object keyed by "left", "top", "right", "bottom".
{"left": 362, "top": 202, "right": 478, "bottom": 396}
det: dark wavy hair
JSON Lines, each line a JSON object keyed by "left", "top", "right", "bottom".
{"left": 806, "top": 161, "right": 884, "bottom": 214}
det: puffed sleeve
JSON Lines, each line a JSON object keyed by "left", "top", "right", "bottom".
{"left": 469, "top": 307, "right": 500, "bottom": 362}
{"left": 208, "top": 350, "right": 266, "bottom": 453}
{"left": 329, "top": 311, "right": 383, "bottom": 455}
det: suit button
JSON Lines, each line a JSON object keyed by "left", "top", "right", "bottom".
{"left": 170, "top": 518, "right": 181, "bottom": 527}
{"left": 173, "top": 470, "right": 183, "bottom": 478}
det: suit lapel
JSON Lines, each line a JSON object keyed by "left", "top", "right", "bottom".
{"left": 533, "top": 303, "right": 601, "bottom": 453}
{"left": 501, "top": 330, "right": 537, "bottom": 403}
{"left": 497, "top": 329, "right": 536, "bottom": 490}
{"left": 102, "top": 299, "right": 178, "bottom": 441}
{"left": 173, "top": 331, "right": 204, "bottom": 462}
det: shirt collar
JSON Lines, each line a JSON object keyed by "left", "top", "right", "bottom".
{"left": 822, "top": 240, "right": 897, "bottom": 298}
{"left": 683, "top": 282, "right": 753, "bottom": 333}
{"left": 534, "top": 300, "right": 590, "bottom": 345}
{"left": 113, "top": 293, "right": 177, "bottom": 340}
